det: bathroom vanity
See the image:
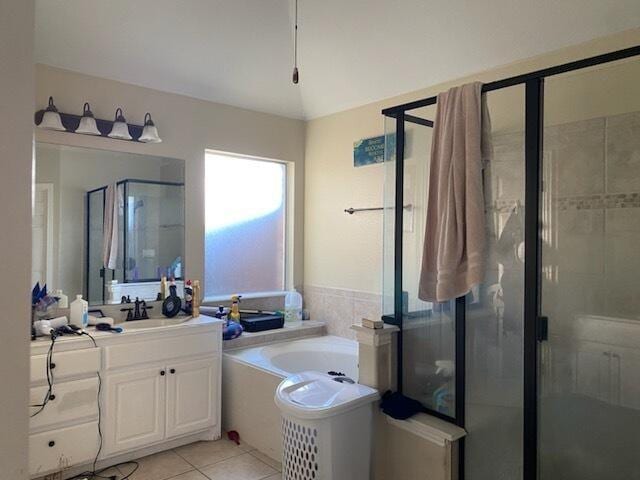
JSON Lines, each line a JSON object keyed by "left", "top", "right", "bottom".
{"left": 29, "top": 316, "right": 223, "bottom": 478}
{"left": 28, "top": 143, "right": 224, "bottom": 478}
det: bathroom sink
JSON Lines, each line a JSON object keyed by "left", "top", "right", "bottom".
{"left": 121, "top": 317, "right": 192, "bottom": 329}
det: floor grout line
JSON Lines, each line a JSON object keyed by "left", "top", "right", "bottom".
{"left": 247, "top": 450, "right": 282, "bottom": 472}
{"left": 113, "top": 440, "right": 278, "bottom": 480}
{"left": 169, "top": 443, "right": 253, "bottom": 472}
{"left": 170, "top": 447, "right": 196, "bottom": 468}
{"left": 161, "top": 466, "right": 199, "bottom": 480}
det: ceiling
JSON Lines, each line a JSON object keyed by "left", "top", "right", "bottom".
{"left": 35, "top": 0, "right": 640, "bottom": 120}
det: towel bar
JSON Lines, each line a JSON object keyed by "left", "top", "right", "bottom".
{"left": 344, "top": 205, "right": 413, "bottom": 215}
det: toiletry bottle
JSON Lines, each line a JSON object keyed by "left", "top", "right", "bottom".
{"left": 159, "top": 276, "right": 167, "bottom": 300}
{"left": 54, "top": 289, "right": 68, "bottom": 308}
{"left": 229, "top": 294, "right": 241, "bottom": 322}
{"left": 192, "top": 280, "right": 201, "bottom": 317}
{"left": 70, "top": 294, "right": 88, "bottom": 328}
{"left": 284, "top": 290, "right": 303, "bottom": 326}
{"left": 184, "top": 280, "right": 193, "bottom": 314}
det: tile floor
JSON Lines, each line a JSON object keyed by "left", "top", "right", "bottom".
{"left": 96, "top": 435, "right": 282, "bottom": 480}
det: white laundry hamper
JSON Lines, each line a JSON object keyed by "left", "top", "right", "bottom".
{"left": 275, "top": 371, "right": 380, "bottom": 480}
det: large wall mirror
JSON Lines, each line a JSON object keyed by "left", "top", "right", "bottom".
{"left": 33, "top": 143, "right": 185, "bottom": 306}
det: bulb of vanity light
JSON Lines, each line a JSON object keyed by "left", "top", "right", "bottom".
{"left": 108, "top": 107, "right": 132, "bottom": 140}
{"left": 75, "top": 102, "right": 101, "bottom": 136}
{"left": 39, "top": 96, "right": 66, "bottom": 131}
{"left": 138, "top": 112, "right": 162, "bottom": 143}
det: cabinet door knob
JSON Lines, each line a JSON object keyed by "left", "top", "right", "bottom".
{"left": 170, "top": 368, "right": 176, "bottom": 374}
{"left": 48, "top": 440, "right": 55, "bottom": 447}
{"left": 160, "top": 370, "right": 166, "bottom": 376}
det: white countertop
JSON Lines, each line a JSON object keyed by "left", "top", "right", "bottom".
{"left": 30, "top": 314, "right": 224, "bottom": 355}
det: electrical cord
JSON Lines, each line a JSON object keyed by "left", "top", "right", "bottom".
{"left": 68, "top": 331, "right": 140, "bottom": 480}
{"left": 31, "top": 329, "right": 140, "bottom": 479}
{"left": 30, "top": 331, "right": 57, "bottom": 417}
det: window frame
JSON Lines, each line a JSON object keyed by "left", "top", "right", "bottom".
{"left": 203, "top": 149, "right": 293, "bottom": 302}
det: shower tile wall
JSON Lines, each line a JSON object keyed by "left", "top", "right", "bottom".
{"left": 489, "top": 111, "right": 640, "bottom": 328}
{"left": 466, "top": 109, "right": 640, "bottom": 480}
{"left": 544, "top": 111, "right": 640, "bottom": 324}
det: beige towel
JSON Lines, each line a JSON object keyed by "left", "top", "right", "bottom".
{"left": 102, "top": 183, "right": 119, "bottom": 270}
{"left": 418, "top": 82, "right": 491, "bottom": 302}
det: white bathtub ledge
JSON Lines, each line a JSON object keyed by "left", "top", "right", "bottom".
{"left": 223, "top": 320, "right": 326, "bottom": 350}
{"left": 352, "top": 323, "right": 399, "bottom": 346}
{"left": 386, "top": 413, "right": 466, "bottom": 447}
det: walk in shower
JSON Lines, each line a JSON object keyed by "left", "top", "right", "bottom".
{"left": 382, "top": 46, "right": 640, "bottom": 479}
{"left": 86, "top": 179, "right": 185, "bottom": 304}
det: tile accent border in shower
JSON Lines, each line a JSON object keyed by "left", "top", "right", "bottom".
{"left": 489, "top": 193, "right": 640, "bottom": 212}
{"left": 555, "top": 193, "right": 640, "bottom": 210}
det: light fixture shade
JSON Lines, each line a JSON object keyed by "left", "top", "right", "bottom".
{"left": 75, "top": 102, "right": 101, "bottom": 136}
{"left": 138, "top": 113, "right": 162, "bottom": 143}
{"left": 39, "top": 96, "right": 66, "bottom": 131}
{"left": 108, "top": 107, "right": 132, "bottom": 140}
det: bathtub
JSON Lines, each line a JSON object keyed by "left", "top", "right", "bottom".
{"left": 222, "top": 335, "right": 358, "bottom": 461}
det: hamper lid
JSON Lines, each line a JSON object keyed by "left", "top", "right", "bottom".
{"left": 275, "top": 371, "right": 379, "bottom": 419}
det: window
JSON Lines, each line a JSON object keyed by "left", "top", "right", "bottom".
{"left": 204, "top": 152, "right": 287, "bottom": 299}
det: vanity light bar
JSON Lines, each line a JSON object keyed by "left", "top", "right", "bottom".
{"left": 35, "top": 98, "right": 161, "bottom": 143}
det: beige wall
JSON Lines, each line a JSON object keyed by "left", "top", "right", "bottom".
{"left": 35, "top": 64, "right": 306, "bottom": 293}
{"left": 0, "top": 0, "right": 34, "bottom": 477}
{"left": 304, "top": 27, "right": 640, "bottom": 299}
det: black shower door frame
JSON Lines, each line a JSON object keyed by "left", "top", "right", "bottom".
{"left": 85, "top": 179, "right": 186, "bottom": 304}
{"left": 381, "top": 44, "right": 640, "bottom": 480}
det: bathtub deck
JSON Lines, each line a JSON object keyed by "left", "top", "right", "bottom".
{"left": 222, "top": 320, "right": 326, "bottom": 351}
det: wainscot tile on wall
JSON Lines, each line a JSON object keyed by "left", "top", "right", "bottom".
{"left": 303, "top": 285, "right": 382, "bottom": 339}
{"left": 606, "top": 111, "right": 640, "bottom": 193}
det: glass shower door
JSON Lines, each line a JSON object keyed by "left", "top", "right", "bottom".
{"left": 539, "top": 56, "right": 640, "bottom": 480}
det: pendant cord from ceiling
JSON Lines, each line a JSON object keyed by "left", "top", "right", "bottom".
{"left": 292, "top": 0, "right": 299, "bottom": 84}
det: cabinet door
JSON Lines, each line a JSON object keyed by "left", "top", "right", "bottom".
{"left": 575, "top": 341, "right": 611, "bottom": 403}
{"left": 103, "top": 365, "right": 166, "bottom": 455}
{"left": 616, "top": 346, "right": 640, "bottom": 410}
{"left": 166, "top": 357, "right": 218, "bottom": 439}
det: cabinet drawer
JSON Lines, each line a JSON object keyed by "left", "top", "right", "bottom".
{"left": 29, "top": 421, "right": 99, "bottom": 477}
{"left": 30, "top": 377, "right": 99, "bottom": 431}
{"left": 31, "top": 348, "right": 100, "bottom": 383}
{"left": 104, "top": 331, "right": 219, "bottom": 370}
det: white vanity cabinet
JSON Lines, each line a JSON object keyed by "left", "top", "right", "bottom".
{"left": 104, "top": 364, "right": 167, "bottom": 454}
{"left": 103, "top": 355, "right": 219, "bottom": 455}
{"left": 29, "top": 317, "right": 223, "bottom": 478}
{"left": 29, "top": 346, "right": 101, "bottom": 477}
{"left": 101, "top": 328, "right": 221, "bottom": 457}
{"left": 166, "top": 357, "right": 219, "bottom": 438}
